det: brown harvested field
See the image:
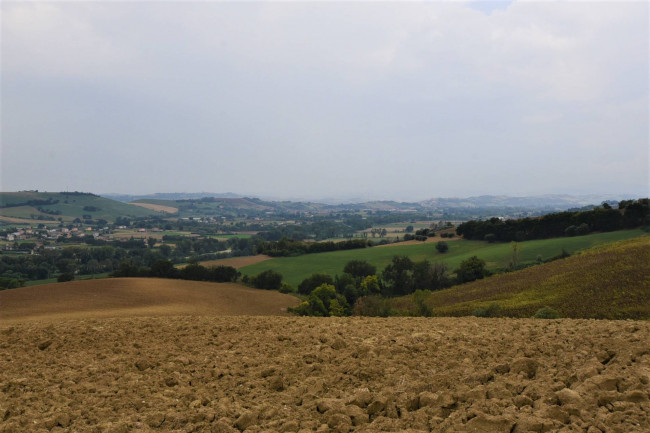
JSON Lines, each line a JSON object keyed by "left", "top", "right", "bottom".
{"left": 129, "top": 202, "right": 179, "bottom": 214}
{"left": 0, "top": 278, "right": 299, "bottom": 322}
{"left": 0, "top": 215, "right": 42, "bottom": 224}
{"left": 196, "top": 254, "right": 272, "bottom": 269}
{"left": 0, "top": 316, "right": 648, "bottom": 433}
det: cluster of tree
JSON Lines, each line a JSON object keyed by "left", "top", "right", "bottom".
{"left": 0, "top": 243, "right": 175, "bottom": 282}
{"left": 111, "top": 259, "right": 239, "bottom": 283}
{"left": 255, "top": 237, "right": 370, "bottom": 257}
{"left": 0, "top": 198, "right": 60, "bottom": 208}
{"left": 284, "top": 255, "right": 490, "bottom": 317}
{"left": 456, "top": 199, "right": 649, "bottom": 242}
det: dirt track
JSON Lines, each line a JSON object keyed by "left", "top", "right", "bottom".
{"left": 1, "top": 316, "right": 648, "bottom": 432}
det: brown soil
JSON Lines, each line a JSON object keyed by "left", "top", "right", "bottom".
{"left": 0, "top": 316, "right": 648, "bottom": 432}
{"left": 129, "top": 203, "right": 179, "bottom": 214}
{"left": 0, "top": 215, "right": 41, "bottom": 224}
{"left": 197, "top": 255, "right": 272, "bottom": 269}
{"left": 0, "top": 278, "right": 298, "bottom": 322}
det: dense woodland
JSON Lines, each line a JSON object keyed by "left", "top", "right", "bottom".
{"left": 456, "top": 199, "right": 649, "bottom": 242}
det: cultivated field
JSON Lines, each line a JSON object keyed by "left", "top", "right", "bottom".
{"left": 0, "top": 278, "right": 299, "bottom": 322}
{"left": 129, "top": 202, "right": 179, "bottom": 214}
{"left": 195, "top": 255, "right": 272, "bottom": 269}
{"left": 240, "top": 230, "right": 646, "bottom": 287}
{"left": 396, "top": 236, "right": 650, "bottom": 319}
{"left": 1, "top": 316, "right": 648, "bottom": 432}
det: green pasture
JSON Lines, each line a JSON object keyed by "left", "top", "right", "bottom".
{"left": 24, "top": 272, "right": 112, "bottom": 287}
{"left": 240, "top": 229, "right": 646, "bottom": 288}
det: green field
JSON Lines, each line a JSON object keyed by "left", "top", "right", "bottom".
{"left": 23, "top": 272, "right": 112, "bottom": 287}
{"left": 0, "top": 192, "right": 155, "bottom": 224}
{"left": 240, "top": 230, "right": 646, "bottom": 288}
{"left": 397, "top": 236, "right": 650, "bottom": 319}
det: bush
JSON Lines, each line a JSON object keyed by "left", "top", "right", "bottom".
{"left": 353, "top": 295, "right": 392, "bottom": 317}
{"left": 534, "top": 306, "right": 561, "bottom": 319}
{"left": 279, "top": 283, "right": 294, "bottom": 294}
{"left": 484, "top": 233, "right": 497, "bottom": 243}
{"left": 251, "top": 270, "right": 283, "bottom": 291}
{"left": 57, "top": 273, "right": 75, "bottom": 283}
{"left": 435, "top": 241, "right": 449, "bottom": 253}
{"left": 473, "top": 302, "right": 503, "bottom": 318}
{"left": 413, "top": 289, "right": 433, "bottom": 317}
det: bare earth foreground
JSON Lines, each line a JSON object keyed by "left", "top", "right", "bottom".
{"left": 1, "top": 315, "right": 648, "bottom": 433}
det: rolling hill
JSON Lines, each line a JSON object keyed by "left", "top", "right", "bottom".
{"left": 0, "top": 191, "right": 157, "bottom": 224}
{"left": 238, "top": 229, "right": 646, "bottom": 288}
{"left": 404, "top": 236, "right": 650, "bottom": 319}
{"left": 0, "top": 278, "right": 299, "bottom": 322}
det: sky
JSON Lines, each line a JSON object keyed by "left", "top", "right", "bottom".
{"left": 1, "top": 0, "right": 648, "bottom": 202}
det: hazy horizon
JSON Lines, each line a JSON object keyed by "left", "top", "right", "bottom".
{"left": 2, "top": 1, "right": 648, "bottom": 199}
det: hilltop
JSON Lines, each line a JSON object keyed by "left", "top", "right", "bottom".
{"left": 0, "top": 191, "right": 156, "bottom": 224}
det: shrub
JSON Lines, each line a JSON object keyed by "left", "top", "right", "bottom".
{"left": 484, "top": 233, "right": 497, "bottom": 243}
{"left": 57, "top": 273, "right": 75, "bottom": 283}
{"left": 413, "top": 289, "right": 433, "bottom": 317}
{"left": 534, "top": 306, "right": 561, "bottom": 319}
{"left": 279, "top": 283, "right": 294, "bottom": 294}
{"left": 251, "top": 270, "right": 283, "bottom": 291}
{"left": 435, "top": 241, "right": 449, "bottom": 253}
{"left": 353, "top": 295, "right": 392, "bottom": 317}
{"left": 473, "top": 302, "right": 503, "bottom": 318}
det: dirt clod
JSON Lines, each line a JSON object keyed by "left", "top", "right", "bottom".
{"left": 0, "top": 316, "right": 648, "bottom": 433}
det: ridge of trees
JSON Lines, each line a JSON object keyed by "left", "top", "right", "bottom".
{"left": 456, "top": 199, "right": 649, "bottom": 242}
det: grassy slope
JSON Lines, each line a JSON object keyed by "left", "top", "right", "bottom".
{"left": 0, "top": 192, "right": 154, "bottom": 223}
{"left": 409, "top": 236, "right": 650, "bottom": 319}
{"left": 240, "top": 229, "right": 646, "bottom": 287}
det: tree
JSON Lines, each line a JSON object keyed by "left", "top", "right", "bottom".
{"left": 298, "top": 273, "right": 334, "bottom": 295}
{"left": 359, "top": 275, "right": 381, "bottom": 296}
{"left": 381, "top": 256, "right": 414, "bottom": 296}
{"left": 412, "top": 261, "right": 449, "bottom": 291}
{"left": 435, "top": 241, "right": 449, "bottom": 253}
{"left": 150, "top": 260, "right": 178, "bottom": 279}
{"left": 507, "top": 242, "right": 521, "bottom": 271}
{"left": 290, "top": 284, "right": 349, "bottom": 316}
{"left": 455, "top": 256, "right": 489, "bottom": 284}
{"left": 343, "top": 260, "right": 376, "bottom": 279}
{"left": 251, "top": 270, "right": 283, "bottom": 291}
{"left": 405, "top": 225, "right": 414, "bottom": 233}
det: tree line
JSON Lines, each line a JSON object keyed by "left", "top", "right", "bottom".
{"left": 456, "top": 199, "right": 649, "bottom": 242}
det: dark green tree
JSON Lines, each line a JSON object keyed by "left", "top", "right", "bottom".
{"left": 381, "top": 256, "right": 414, "bottom": 296}
{"left": 298, "top": 273, "right": 334, "bottom": 295}
{"left": 455, "top": 256, "right": 489, "bottom": 284}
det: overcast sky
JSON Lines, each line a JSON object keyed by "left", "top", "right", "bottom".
{"left": 2, "top": 0, "right": 648, "bottom": 201}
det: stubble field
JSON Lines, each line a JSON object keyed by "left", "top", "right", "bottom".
{"left": 1, "top": 315, "right": 648, "bottom": 433}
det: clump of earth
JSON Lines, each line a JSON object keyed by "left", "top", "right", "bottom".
{"left": 1, "top": 316, "right": 648, "bottom": 432}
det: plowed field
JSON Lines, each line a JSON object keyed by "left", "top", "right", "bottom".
{"left": 1, "top": 316, "right": 648, "bottom": 432}
{"left": 0, "top": 278, "right": 298, "bottom": 322}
